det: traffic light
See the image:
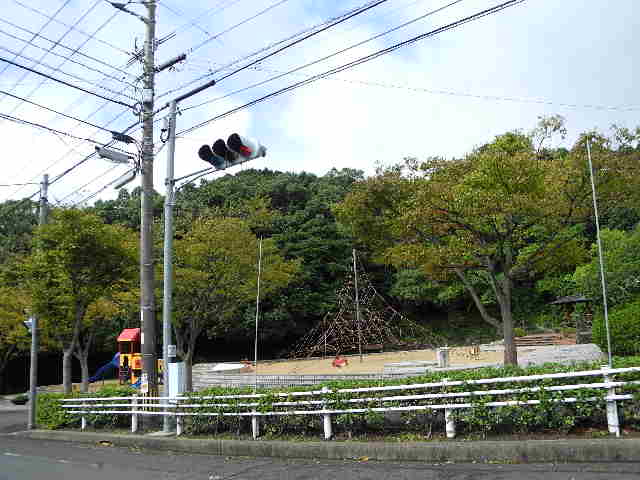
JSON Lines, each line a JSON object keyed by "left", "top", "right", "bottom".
{"left": 198, "top": 133, "right": 266, "bottom": 170}
{"left": 226, "top": 133, "right": 267, "bottom": 160}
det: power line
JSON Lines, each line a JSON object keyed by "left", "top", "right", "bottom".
{"left": 12, "top": 0, "right": 132, "bottom": 57}
{"left": 182, "top": 0, "right": 465, "bottom": 112}
{"left": 0, "top": 45, "right": 138, "bottom": 102}
{"left": 4, "top": 5, "right": 131, "bottom": 117}
{"left": 0, "top": 56, "right": 135, "bottom": 109}
{"left": 179, "top": 0, "right": 525, "bottom": 136}
{"left": 0, "top": 112, "right": 116, "bottom": 147}
{"left": 156, "top": 0, "right": 244, "bottom": 45}
{"left": 157, "top": 0, "right": 390, "bottom": 101}
{"left": 0, "top": 0, "right": 104, "bottom": 111}
{"left": 0, "top": 16, "right": 137, "bottom": 81}
{"left": 0, "top": 182, "right": 39, "bottom": 187}
{"left": 58, "top": 163, "right": 124, "bottom": 205}
{"left": 0, "top": 0, "right": 71, "bottom": 80}
{"left": 0, "top": 89, "right": 124, "bottom": 132}
{"left": 188, "top": 0, "right": 292, "bottom": 54}
{"left": 0, "top": 24, "right": 138, "bottom": 87}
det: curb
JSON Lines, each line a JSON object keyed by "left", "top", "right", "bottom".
{"left": 13, "top": 430, "right": 640, "bottom": 463}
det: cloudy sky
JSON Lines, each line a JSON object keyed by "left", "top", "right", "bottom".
{"left": 0, "top": 0, "right": 637, "bottom": 205}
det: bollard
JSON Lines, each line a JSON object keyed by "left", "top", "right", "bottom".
{"left": 81, "top": 400, "right": 87, "bottom": 431}
{"left": 437, "top": 347, "right": 450, "bottom": 368}
{"left": 602, "top": 365, "right": 620, "bottom": 437}
{"left": 321, "top": 386, "right": 333, "bottom": 440}
{"left": 131, "top": 394, "right": 138, "bottom": 433}
{"left": 442, "top": 378, "right": 456, "bottom": 438}
{"left": 252, "top": 409, "right": 260, "bottom": 440}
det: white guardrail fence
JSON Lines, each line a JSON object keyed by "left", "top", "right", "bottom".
{"left": 61, "top": 365, "right": 640, "bottom": 440}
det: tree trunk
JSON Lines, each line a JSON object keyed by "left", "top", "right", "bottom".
{"left": 496, "top": 276, "right": 517, "bottom": 366}
{"left": 62, "top": 348, "right": 74, "bottom": 394}
{"left": 79, "top": 353, "right": 90, "bottom": 393}
{"left": 184, "top": 352, "right": 193, "bottom": 392}
{"left": 454, "top": 268, "right": 502, "bottom": 330}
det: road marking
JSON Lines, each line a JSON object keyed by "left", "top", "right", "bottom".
{"left": 3, "top": 452, "right": 21, "bottom": 457}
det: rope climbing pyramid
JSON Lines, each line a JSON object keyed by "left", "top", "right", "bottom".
{"left": 289, "top": 251, "right": 440, "bottom": 359}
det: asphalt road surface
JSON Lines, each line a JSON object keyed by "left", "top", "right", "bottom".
{"left": 2, "top": 414, "right": 640, "bottom": 480}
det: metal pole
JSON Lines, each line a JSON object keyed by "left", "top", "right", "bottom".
{"left": 28, "top": 173, "right": 47, "bottom": 429}
{"left": 353, "top": 248, "right": 362, "bottom": 363}
{"left": 162, "top": 100, "right": 177, "bottom": 432}
{"left": 586, "top": 139, "right": 613, "bottom": 367}
{"left": 141, "top": 0, "right": 158, "bottom": 395}
{"left": 254, "top": 237, "right": 263, "bottom": 390}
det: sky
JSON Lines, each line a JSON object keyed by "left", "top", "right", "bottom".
{"left": 0, "top": 0, "right": 637, "bottom": 206}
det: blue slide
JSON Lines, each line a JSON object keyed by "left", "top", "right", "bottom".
{"left": 89, "top": 352, "right": 120, "bottom": 383}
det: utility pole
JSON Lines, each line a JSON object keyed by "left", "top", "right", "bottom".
{"left": 162, "top": 100, "right": 177, "bottom": 432}
{"left": 28, "top": 173, "right": 48, "bottom": 429}
{"left": 141, "top": 0, "right": 158, "bottom": 395}
{"left": 353, "top": 248, "right": 362, "bottom": 363}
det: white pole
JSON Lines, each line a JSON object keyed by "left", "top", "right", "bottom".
{"left": 353, "top": 249, "right": 362, "bottom": 363}
{"left": 254, "top": 237, "right": 263, "bottom": 390}
{"left": 586, "top": 139, "right": 613, "bottom": 367}
{"left": 162, "top": 100, "right": 177, "bottom": 432}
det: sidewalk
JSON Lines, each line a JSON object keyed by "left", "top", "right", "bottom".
{"left": 13, "top": 429, "right": 640, "bottom": 464}
{"left": 0, "top": 398, "right": 28, "bottom": 413}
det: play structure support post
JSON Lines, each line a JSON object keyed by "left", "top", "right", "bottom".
{"left": 321, "top": 386, "right": 332, "bottom": 440}
{"left": 252, "top": 409, "right": 260, "bottom": 440}
{"left": 602, "top": 365, "right": 620, "bottom": 437}
{"left": 131, "top": 394, "right": 138, "bottom": 433}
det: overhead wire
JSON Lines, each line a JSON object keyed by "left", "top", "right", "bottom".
{"left": 0, "top": 56, "right": 135, "bottom": 109}
{"left": 0, "top": 0, "right": 104, "bottom": 110}
{"left": 0, "top": 45, "right": 139, "bottom": 101}
{"left": 182, "top": 0, "right": 465, "bottom": 113}
{"left": 156, "top": 0, "right": 390, "bottom": 101}
{"left": 187, "top": 0, "right": 292, "bottom": 55}
{"left": 0, "top": 112, "right": 123, "bottom": 148}
{"left": 12, "top": 0, "right": 132, "bottom": 57}
{"left": 0, "top": 0, "right": 72, "bottom": 80}
{"left": 4, "top": 4, "right": 130, "bottom": 117}
{"left": 0, "top": 16, "right": 137, "bottom": 80}
{"left": 178, "top": 0, "right": 526, "bottom": 137}
{"left": 0, "top": 25, "right": 138, "bottom": 88}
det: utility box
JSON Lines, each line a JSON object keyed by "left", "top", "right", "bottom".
{"left": 168, "top": 362, "right": 185, "bottom": 398}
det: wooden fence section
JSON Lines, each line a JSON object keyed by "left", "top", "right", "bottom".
{"left": 61, "top": 365, "right": 640, "bottom": 440}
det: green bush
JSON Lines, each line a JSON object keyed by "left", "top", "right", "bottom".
{"left": 593, "top": 300, "right": 640, "bottom": 356}
{"left": 513, "top": 327, "right": 526, "bottom": 338}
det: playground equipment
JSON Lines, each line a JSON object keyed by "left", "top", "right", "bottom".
{"left": 117, "top": 328, "right": 163, "bottom": 385}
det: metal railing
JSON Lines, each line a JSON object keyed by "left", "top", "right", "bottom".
{"left": 61, "top": 365, "right": 640, "bottom": 440}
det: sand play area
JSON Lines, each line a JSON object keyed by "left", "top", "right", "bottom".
{"left": 252, "top": 346, "right": 504, "bottom": 375}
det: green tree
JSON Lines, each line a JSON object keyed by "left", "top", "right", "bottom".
{"left": 22, "top": 209, "right": 137, "bottom": 393}
{"left": 173, "top": 216, "right": 299, "bottom": 390}
{"left": 574, "top": 227, "right": 640, "bottom": 308}
{"left": 336, "top": 121, "right": 636, "bottom": 365}
{"left": 0, "top": 286, "right": 30, "bottom": 392}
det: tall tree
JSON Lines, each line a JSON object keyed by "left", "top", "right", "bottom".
{"left": 336, "top": 120, "right": 639, "bottom": 365}
{"left": 173, "top": 216, "right": 299, "bottom": 390}
{"left": 23, "top": 209, "right": 137, "bottom": 393}
{"left": 0, "top": 286, "right": 30, "bottom": 392}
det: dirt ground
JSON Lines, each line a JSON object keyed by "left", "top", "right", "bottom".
{"left": 253, "top": 346, "right": 504, "bottom": 375}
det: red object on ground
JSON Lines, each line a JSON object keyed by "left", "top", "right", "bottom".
{"left": 332, "top": 356, "right": 348, "bottom": 368}
{"left": 117, "top": 328, "right": 141, "bottom": 342}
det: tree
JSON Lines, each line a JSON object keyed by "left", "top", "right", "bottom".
{"left": 23, "top": 209, "right": 137, "bottom": 393}
{"left": 574, "top": 227, "right": 640, "bottom": 308}
{"left": 173, "top": 216, "right": 299, "bottom": 390}
{"left": 0, "top": 286, "right": 30, "bottom": 393}
{"left": 336, "top": 120, "right": 638, "bottom": 365}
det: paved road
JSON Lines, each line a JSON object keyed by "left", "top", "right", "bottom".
{"left": 1, "top": 433, "right": 640, "bottom": 480}
{"left": 0, "top": 410, "right": 27, "bottom": 434}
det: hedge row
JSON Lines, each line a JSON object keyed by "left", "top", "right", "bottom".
{"left": 37, "top": 358, "right": 640, "bottom": 439}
